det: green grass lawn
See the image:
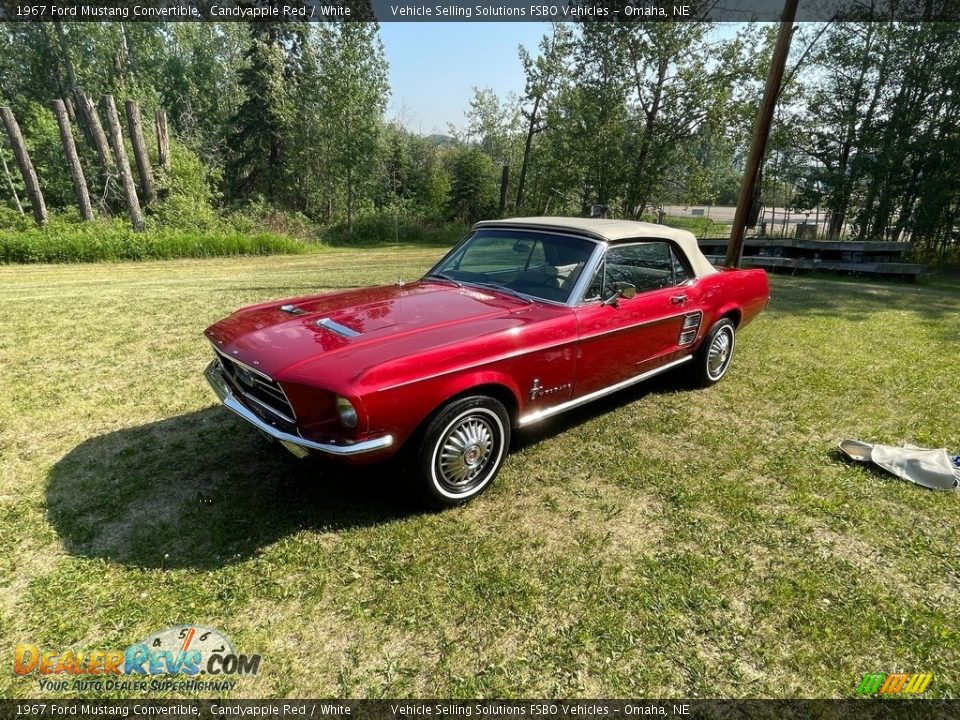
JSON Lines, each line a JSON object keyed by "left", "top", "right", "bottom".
{"left": 1, "top": 249, "right": 958, "bottom": 699}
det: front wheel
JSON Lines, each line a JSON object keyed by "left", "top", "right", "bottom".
{"left": 690, "top": 318, "right": 736, "bottom": 387}
{"left": 410, "top": 396, "right": 511, "bottom": 509}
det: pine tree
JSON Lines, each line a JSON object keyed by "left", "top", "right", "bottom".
{"left": 227, "top": 23, "right": 303, "bottom": 204}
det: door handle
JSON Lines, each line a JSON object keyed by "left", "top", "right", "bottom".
{"left": 670, "top": 295, "right": 688, "bottom": 305}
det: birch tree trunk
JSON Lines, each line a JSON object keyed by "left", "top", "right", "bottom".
{"left": 100, "top": 95, "right": 144, "bottom": 231}
{"left": 52, "top": 99, "right": 94, "bottom": 220}
{"left": 1, "top": 147, "right": 24, "bottom": 215}
{"left": 0, "top": 107, "right": 47, "bottom": 225}
{"left": 125, "top": 100, "right": 156, "bottom": 205}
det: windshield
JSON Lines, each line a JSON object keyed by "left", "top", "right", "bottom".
{"left": 426, "top": 229, "right": 596, "bottom": 303}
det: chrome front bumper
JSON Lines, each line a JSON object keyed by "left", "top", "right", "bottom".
{"left": 204, "top": 361, "right": 394, "bottom": 458}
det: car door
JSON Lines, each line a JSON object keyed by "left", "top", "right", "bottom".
{"left": 573, "top": 241, "right": 699, "bottom": 396}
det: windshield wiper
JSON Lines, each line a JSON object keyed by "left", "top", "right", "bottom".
{"left": 470, "top": 281, "right": 534, "bottom": 304}
{"left": 423, "top": 272, "right": 462, "bottom": 287}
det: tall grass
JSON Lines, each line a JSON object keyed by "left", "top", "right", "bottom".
{"left": 0, "top": 215, "right": 312, "bottom": 263}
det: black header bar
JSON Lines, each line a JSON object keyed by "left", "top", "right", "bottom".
{"left": 0, "top": 0, "right": 957, "bottom": 23}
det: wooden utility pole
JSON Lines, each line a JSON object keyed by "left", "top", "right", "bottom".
{"left": 155, "top": 108, "right": 170, "bottom": 171}
{"left": 76, "top": 88, "right": 115, "bottom": 178}
{"left": 100, "top": 95, "right": 144, "bottom": 231}
{"left": 0, "top": 107, "right": 47, "bottom": 225}
{"left": 52, "top": 99, "right": 94, "bottom": 220}
{"left": 725, "top": 0, "right": 799, "bottom": 268}
{"left": 125, "top": 100, "right": 157, "bottom": 205}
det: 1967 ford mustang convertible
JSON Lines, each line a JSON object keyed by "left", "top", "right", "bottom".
{"left": 205, "top": 217, "right": 769, "bottom": 507}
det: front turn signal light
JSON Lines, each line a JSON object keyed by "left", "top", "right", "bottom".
{"left": 336, "top": 396, "right": 359, "bottom": 429}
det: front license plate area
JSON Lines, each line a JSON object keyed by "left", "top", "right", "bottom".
{"left": 280, "top": 440, "right": 310, "bottom": 459}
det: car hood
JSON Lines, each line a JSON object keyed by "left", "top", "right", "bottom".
{"left": 205, "top": 280, "right": 537, "bottom": 385}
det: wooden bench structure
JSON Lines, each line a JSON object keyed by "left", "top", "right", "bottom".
{"left": 697, "top": 237, "right": 926, "bottom": 281}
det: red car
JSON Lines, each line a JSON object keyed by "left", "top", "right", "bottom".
{"left": 205, "top": 217, "right": 769, "bottom": 507}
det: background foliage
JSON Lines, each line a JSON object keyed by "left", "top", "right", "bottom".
{"left": 1, "top": 12, "right": 959, "bottom": 263}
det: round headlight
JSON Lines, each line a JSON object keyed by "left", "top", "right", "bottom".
{"left": 336, "top": 396, "right": 358, "bottom": 429}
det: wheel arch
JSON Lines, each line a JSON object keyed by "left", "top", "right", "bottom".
{"left": 408, "top": 375, "right": 522, "bottom": 444}
{"left": 444, "top": 382, "right": 520, "bottom": 425}
{"left": 716, "top": 305, "right": 743, "bottom": 328}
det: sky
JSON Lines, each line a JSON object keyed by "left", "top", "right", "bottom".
{"left": 379, "top": 22, "right": 552, "bottom": 134}
{"left": 379, "top": 22, "right": 746, "bottom": 135}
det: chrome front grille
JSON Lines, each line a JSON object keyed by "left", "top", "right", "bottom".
{"left": 215, "top": 352, "right": 295, "bottom": 425}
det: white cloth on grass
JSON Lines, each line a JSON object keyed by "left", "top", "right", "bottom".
{"left": 869, "top": 444, "right": 960, "bottom": 491}
{"left": 840, "top": 440, "right": 960, "bottom": 491}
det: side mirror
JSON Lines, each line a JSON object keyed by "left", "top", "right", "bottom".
{"left": 602, "top": 282, "right": 636, "bottom": 306}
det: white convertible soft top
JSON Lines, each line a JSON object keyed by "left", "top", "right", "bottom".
{"left": 474, "top": 216, "right": 719, "bottom": 279}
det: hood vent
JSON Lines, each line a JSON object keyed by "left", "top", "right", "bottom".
{"left": 315, "top": 317, "right": 361, "bottom": 338}
{"left": 280, "top": 304, "right": 306, "bottom": 315}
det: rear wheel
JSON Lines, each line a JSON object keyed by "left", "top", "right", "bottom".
{"left": 411, "top": 396, "right": 511, "bottom": 509}
{"left": 690, "top": 318, "right": 736, "bottom": 387}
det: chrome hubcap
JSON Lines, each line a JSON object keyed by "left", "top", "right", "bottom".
{"left": 707, "top": 329, "right": 733, "bottom": 379}
{"left": 437, "top": 417, "right": 494, "bottom": 488}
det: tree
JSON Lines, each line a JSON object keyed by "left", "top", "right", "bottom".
{"left": 464, "top": 87, "right": 522, "bottom": 170}
{"left": 853, "top": 22, "right": 960, "bottom": 250}
{"left": 515, "top": 23, "right": 572, "bottom": 210}
{"left": 568, "top": 21, "right": 632, "bottom": 211}
{"left": 792, "top": 21, "right": 894, "bottom": 238}
{"left": 318, "top": 22, "right": 389, "bottom": 233}
{"left": 226, "top": 24, "right": 300, "bottom": 204}
{"left": 613, "top": 14, "right": 745, "bottom": 217}
{"left": 447, "top": 146, "right": 498, "bottom": 223}
{"left": 158, "top": 24, "right": 246, "bottom": 166}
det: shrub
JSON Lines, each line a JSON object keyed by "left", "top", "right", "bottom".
{"left": 150, "top": 139, "right": 222, "bottom": 231}
{"left": 227, "top": 198, "right": 316, "bottom": 239}
{"left": 321, "top": 210, "right": 468, "bottom": 247}
{"left": 0, "top": 214, "right": 310, "bottom": 264}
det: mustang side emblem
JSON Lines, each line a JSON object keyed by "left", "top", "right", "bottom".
{"left": 530, "top": 379, "right": 572, "bottom": 400}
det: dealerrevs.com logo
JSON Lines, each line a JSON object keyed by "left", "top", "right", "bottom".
{"left": 14, "top": 625, "right": 261, "bottom": 693}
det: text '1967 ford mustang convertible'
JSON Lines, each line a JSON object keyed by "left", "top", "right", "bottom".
{"left": 205, "top": 217, "right": 769, "bottom": 507}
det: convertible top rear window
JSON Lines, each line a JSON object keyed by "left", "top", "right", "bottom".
{"left": 429, "top": 229, "right": 596, "bottom": 303}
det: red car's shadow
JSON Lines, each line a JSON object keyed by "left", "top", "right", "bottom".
{"left": 45, "top": 407, "right": 418, "bottom": 570}
{"left": 46, "top": 374, "right": 689, "bottom": 570}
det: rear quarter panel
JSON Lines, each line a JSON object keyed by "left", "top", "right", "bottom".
{"left": 693, "top": 267, "right": 770, "bottom": 335}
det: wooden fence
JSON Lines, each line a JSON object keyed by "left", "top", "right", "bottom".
{"left": 0, "top": 89, "right": 170, "bottom": 231}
